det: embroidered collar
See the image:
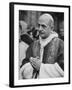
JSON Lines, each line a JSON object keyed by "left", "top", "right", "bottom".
{"left": 39, "top": 31, "right": 58, "bottom": 48}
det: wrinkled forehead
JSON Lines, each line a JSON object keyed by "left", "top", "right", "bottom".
{"left": 38, "top": 14, "right": 54, "bottom": 26}
{"left": 38, "top": 18, "right": 49, "bottom": 26}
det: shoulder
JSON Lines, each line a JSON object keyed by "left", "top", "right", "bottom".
{"left": 46, "top": 37, "right": 64, "bottom": 49}
{"left": 21, "top": 34, "right": 33, "bottom": 45}
{"left": 20, "top": 41, "right": 29, "bottom": 48}
{"left": 51, "top": 37, "right": 64, "bottom": 45}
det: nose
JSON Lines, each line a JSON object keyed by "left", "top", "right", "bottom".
{"left": 38, "top": 25, "right": 42, "bottom": 31}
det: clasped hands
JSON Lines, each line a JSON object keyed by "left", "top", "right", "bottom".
{"left": 30, "top": 57, "right": 42, "bottom": 71}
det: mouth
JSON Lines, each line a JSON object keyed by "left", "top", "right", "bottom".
{"left": 39, "top": 31, "right": 44, "bottom": 35}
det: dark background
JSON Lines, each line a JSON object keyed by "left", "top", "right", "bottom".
{"left": 19, "top": 10, "right": 64, "bottom": 40}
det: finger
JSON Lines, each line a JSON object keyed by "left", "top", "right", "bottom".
{"left": 30, "top": 57, "right": 33, "bottom": 59}
{"left": 30, "top": 60, "right": 36, "bottom": 65}
{"left": 30, "top": 59, "right": 35, "bottom": 65}
{"left": 31, "top": 61, "right": 37, "bottom": 66}
{"left": 36, "top": 56, "right": 40, "bottom": 59}
{"left": 31, "top": 62, "right": 37, "bottom": 68}
{"left": 31, "top": 60, "right": 37, "bottom": 65}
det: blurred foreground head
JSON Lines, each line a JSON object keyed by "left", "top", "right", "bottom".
{"left": 19, "top": 20, "right": 28, "bottom": 35}
{"left": 19, "top": 20, "right": 33, "bottom": 44}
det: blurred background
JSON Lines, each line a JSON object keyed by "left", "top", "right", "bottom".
{"left": 19, "top": 10, "right": 64, "bottom": 41}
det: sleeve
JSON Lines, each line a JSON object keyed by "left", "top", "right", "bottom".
{"left": 20, "top": 62, "right": 34, "bottom": 79}
{"left": 20, "top": 43, "right": 33, "bottom": 68}
{"left": 38, "top": 63, "right": 64, "bottom": 78}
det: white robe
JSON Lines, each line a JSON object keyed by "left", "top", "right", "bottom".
{"left": 19, "top": 41, "right": 29, "bottom": 66}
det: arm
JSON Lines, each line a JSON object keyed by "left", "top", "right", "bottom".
{"left": 20, "top": 42, "right": 33, "bottom": 68}
{"left": 38, "top": 63, "right": 64, "bottom": 78}
{"left": 20, "top": 43, "right": 34, "bottom": 79}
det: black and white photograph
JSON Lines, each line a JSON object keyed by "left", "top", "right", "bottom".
{"left": 9, "top": 2, "right": 70, "bottom": 87}
{"left": 19, "top": 10, "right": 64, "bottom": 79}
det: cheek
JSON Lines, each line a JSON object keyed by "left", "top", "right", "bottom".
{"left": 44, "top": 28, "right": 49, "bottom": 34}
{"left": 40, "top": 32, "right": 48, "bottom": 39}
{"left": 44, "top": 29, "right": 50, "bottom": 36}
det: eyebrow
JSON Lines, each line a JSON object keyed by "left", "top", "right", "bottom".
{"left": 38, "top": 23, "right": 47, "bottom": 27}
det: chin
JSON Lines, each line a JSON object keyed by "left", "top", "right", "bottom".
{"left": 41, "top": 36, "right": 47, "bottom": 39}
{"left": 40, "top": 35, "right": 44, "bottom": 37}
{"left": 40, "top": 34, "right": 44, "bottom": 38}
{"left": 40, "top": 33, "right": 48, "bottom": 39}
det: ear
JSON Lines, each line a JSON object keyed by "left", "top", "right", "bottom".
{"left": 51, "top": 24, "right": 54, "bottom": 30}
{"left": 49, "top": 20, "right": 54, "bottom": 30}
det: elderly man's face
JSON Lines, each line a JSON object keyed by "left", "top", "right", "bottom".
{"left": 38, "top": 16, "right": 51, "bottom": 39}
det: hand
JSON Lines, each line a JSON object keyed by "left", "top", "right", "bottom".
{"left": 30, "top": 57, "right": 41, "bottom": 71}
